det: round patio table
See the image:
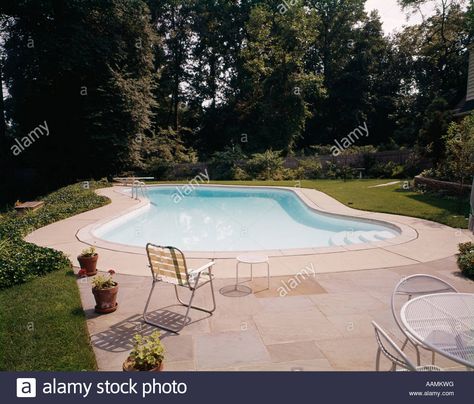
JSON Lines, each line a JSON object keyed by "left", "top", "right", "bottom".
{"left": 219, "top": 255, "right": 270, "bottom": 298}
{"left": 400, "top": 293, "right": 474, "bottom": 369}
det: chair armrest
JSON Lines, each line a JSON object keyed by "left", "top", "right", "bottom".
{"left": 188, "top": 260, "right": 214, "bottom": 275}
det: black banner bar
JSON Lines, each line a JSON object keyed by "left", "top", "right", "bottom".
{"left": 2, "top": 371, "right": 471, "bottom": 403}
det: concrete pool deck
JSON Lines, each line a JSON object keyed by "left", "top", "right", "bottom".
{"left": 79, "top": 256, "right": 474, "bottom": 371}
{"left": 23, "top": 184, "right": 474, "bottom": 371}
{"left": 25, "top": 185, "right": 473, "bottom": 278}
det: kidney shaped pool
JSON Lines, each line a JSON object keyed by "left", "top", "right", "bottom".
{"left": 93, "top": 186, "right": 399, "bottom": 252}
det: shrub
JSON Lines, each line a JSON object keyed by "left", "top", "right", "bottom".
{"left": 232, "top": 166, "right": 251, "bottom": 180}
{"left": 441, "top": 113, "right": 474, "bottom": 185}
{"left": 294, "top": 158, "right": 322, "bottom": 179}
{"left": 247, "top": 149, "right": 286, "bottom": 180}
{"left": 323, "top": 162, "right": 359, "bottom": 179}
{"left": 457, "top": 242, "right": 474, "bottom": 280}
{"left": 0, "top": 181, "right": 110, "bottom": 289}
{"left": 367, "top": 161, "right": 406, "bottom": 179}
{"left": 209, "top": 146, "right": 247, "bottom": 180}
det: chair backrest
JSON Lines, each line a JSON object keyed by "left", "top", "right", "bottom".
{"left": 391, "top": 274, "right": 457, "bottom": 332}
{"left": 146, "top": 243, "right": 189, "bottom": 287}
{"left": 372, "top": 321, "right": 416, "bottom": 371}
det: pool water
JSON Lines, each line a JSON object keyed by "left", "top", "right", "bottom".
{"left": 94, "top": 186, "right": 399, "bottom": 251}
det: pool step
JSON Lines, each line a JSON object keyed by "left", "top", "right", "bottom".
{"left": 358, "top": 231, "right": 380, "bottom": 242}
{"left": 345, "top": 231, "right": 367, "bottom": 244}
{"left": 330, "top": 232, "right": 349, "bottom": 246}
{"left": 329, "top": 230, "right": 396, "bottom": 246}
{"left": 373, "top": 230, "right": 396, "bottom": 240}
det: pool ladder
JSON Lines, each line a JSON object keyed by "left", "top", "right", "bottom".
{"left": 131, "top": 180, "right": 149, "bottom": 200}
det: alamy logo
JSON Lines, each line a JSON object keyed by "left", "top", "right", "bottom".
{"left": 331, "top": 122, "right": 369, "bottom": 156}
{"left": 10, "top": 121, "right": 50, "bottom": 156}
{"left": 16, "top": 378, "right": 37, "bottom": 398}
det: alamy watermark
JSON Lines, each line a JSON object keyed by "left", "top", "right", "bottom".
{"left": 277, "top": 263, "right": 316, "bottom": 297}
{"left": 172, "top": 169, "right": 210, "bottom": 203}
{"left": 277, "top": 0, "right": 299, "bottom": 15}
{"left": 331, "top": 122, "right": 369, "bottom": 157}
{"left": 10, "top": 120, "right": 50, "bottom": 156}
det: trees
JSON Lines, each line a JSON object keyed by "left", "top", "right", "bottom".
{"left": 1, "top": 0, "right": 157, "bottom": 181}
{"left": 0, "top": 0, "right": 472, "bottom": 200}
{"left": 398, "top": 1, "right": 469, "bottom": 106}
{"left": 304, "top": 0, "right": 366, "bottom": 145}
{"left": 237, "top": 1, "right": 324, "bottom": 152}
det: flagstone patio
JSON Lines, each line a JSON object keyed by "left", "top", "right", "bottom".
{"left": 78, "top": 255, "right": 474, "bottom": 371}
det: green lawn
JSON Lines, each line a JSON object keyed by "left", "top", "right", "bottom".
{"left": 153, "top": 179, "right": 470, "bottom": 229}
{"left": 0, "top": 181, "right": 110, "bottom": 370}
{"left": 0, "top": 268, "right": 96, "bottom": 370}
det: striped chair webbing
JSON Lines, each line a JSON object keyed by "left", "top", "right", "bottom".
{"left": 146, "top": 244, "right": 189, "bottom": 286}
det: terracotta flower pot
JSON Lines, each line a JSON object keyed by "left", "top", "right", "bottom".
{"left": 122, "top": 357, "right": 164, "bottom": 372}
{"left": 92, "top": 284, "right": 118, "bottom": 313}
{"left": 77, "top": 254, "right": 98, "bottom": 276}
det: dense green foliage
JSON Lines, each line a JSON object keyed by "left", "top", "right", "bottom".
{"left": 0, "top": 0, "right": 473, "bottom": 204}
{"left": 457, "top": 242, "right": 474, "bottom": 279}
{"left": 443, "top": 114, "right": 474, "bottom": 184}
{"left": 0, "top": 181, "right": 110, "bottom": 289}
{"left": 0, "top": 268, "right": 97, "bottom": 370}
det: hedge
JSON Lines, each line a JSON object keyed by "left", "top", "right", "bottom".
{"left": 0, "top": 181, "right": 110, "bottom": 289}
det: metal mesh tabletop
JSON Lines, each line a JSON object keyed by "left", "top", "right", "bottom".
{"left": 400, "top": 293, "right": 474, "bottom": 368}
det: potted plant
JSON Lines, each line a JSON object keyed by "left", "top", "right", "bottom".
{"left": 92, "top": 269, "right": 118, "bottom": 313}
{"left": 77, "top": 246, "right": 98, "bottom": 276}
{"left": 123, "top": 331, "right": 165, "bottom": 372}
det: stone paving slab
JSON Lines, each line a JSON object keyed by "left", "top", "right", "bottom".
{"left": 77, "top": 256, "right": 474, "bottom": 371}
{"left": 195, "top": 329, "right": 270, "bottom": 369}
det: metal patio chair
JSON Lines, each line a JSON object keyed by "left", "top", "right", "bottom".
{"left": 372, "top": 321, "right": 443, "bottom": 371}
{"left": 143, "top": 243, "right": 216, "bottom": 333}
{"left": 391, "top": 274, "right": 458, "bottom": 365}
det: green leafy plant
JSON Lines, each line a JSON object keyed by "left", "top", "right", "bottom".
{"left": 247, "top": 149, "right": 286, "bottom": 180}
{"left": 91, "top": 270, "right": 117, "bottom": 290}
{"left": 441, "top": 113, "right": 474, "bottom": 185}
{"left": 80, "top": 246, "right": 97, "bottom": 257}
{"left": 457, "top": 242, "right": 474, "bottom": 280}
{"left": 210, "top": 145, "right": 247, "bottom": 180}
{"left": 294, "top": 158, "right": 322, "bottom": 179}
{"left": 0, "top": 181, "right": 110, "bottom": 289}
{"left": 128, "top": 331, "right": 165, "bottom": 371}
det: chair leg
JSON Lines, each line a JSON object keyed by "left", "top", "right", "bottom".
{"left": 376, "top": 347, "right": 381, "bottom": 371}
{"left": 174, "top": 277, "right": 216, "bottom": 314}
{"left": 143, "top": 280, "right": 193, "bottom": 334}
{"left": 401, "top": 336, "right": 422, "bottom": 366}
{"left": 415, "top": 344, "right": 421, "bottom": 366}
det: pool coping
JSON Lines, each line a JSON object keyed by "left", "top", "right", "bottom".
{"left": 76, "top": 184, "right": 418, "bottom": 259}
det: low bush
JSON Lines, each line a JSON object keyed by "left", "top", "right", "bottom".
{"left": 323, "top": 162, "right": 359, "bottom": 179}
{"left": 209, "top": 146, "right": 247, "bottom": 180}
{"left": 247, "top": 150, "right": 287, "bottom": 180}
{"left": 294, "top": 158, "right": 322, "bottom": 179}
{"left": 457, "top": 242, "right": 474, "bottom": 280}
{"left": 367, "top": 161, "right": 406, "bottom": 179}
{"left": 0, "top": 181, "right": 110, "bottom": 289}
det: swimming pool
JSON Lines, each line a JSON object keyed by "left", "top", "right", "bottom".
{"left": 93, "top": 186, "right": 399, "bottom": 252}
